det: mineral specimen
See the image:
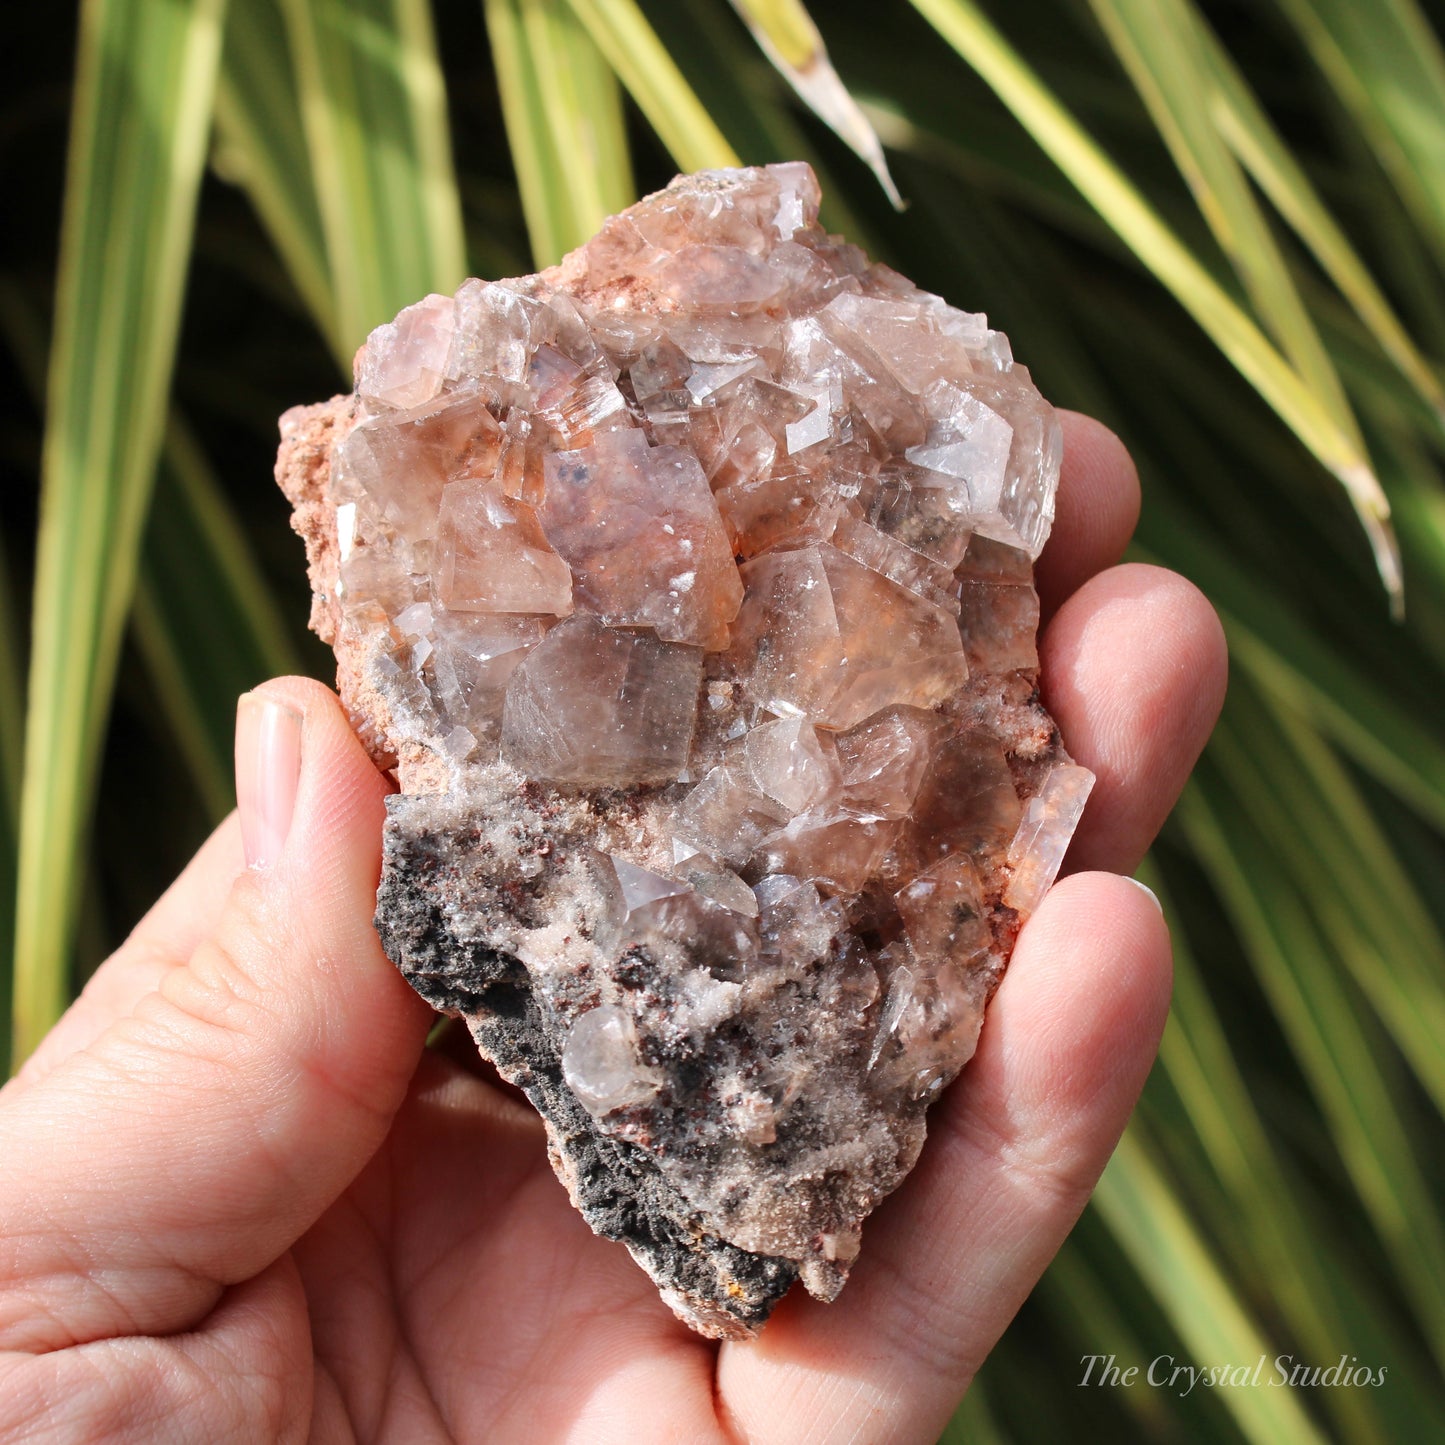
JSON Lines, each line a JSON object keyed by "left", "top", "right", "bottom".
{"left": 276, "top": 163, "right": 1093, "bottom": 1339}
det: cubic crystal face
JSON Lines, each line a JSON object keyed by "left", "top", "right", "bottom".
{"left": 275, "top": 163, "right": 1092, "bottom": 1341}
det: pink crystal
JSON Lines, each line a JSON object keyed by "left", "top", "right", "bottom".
{"left": 277, "top": 162, "right": 1092, "bottom": 1344}
{"left": 956, "top": 577, "right": 1040, "bottom": 674}
{"left": 562, "top": 1005, "right": 663, "bottom": 1113}
{"left": 907, "top": 730, "right": 1022, "bottom": 866}
{"left": 755, "top": 874, "right": 844, "bottom": 962}
{"left": 604, "top": 854, "right": 761, "bottom": 985}
{"left": 755, "top": 808, "right": 900, "bottom": 894}
{"left": 730, "top": 543, "right": 968, "bottom": 730}
{"left": 539, "top": 428, "right": 741, "bottom": 648}
{"left": 655, "top": 244, "right": 788, "bottom": 314}
{"left": 870, "top": 951, "right": 985, "bottom": 1100}
{"left": 334, "top": 386, "right": 501, "bottom": 542}
{"left": 673, "top": 762, "right": 789, "bottom": 865}
{"left": 500, "top": 612, "right": 701, "bottom": 785}
{"left": 356, "top": 292, "right": 456, "bottom": 410}
{"left": 896, "top": 854, "right": 991, "bottom": 969}
{"left": 834, "top": 706, "right": 945, "bottom": 817}
{"left": 1004, "top": 763, "right": 1097, "bottom": 916}
{"left": 429, "top": 611, "right": 547, "bottom": 740}
{"left": 743, "top": 716, "right": 839, "bottom": 812}
{"left": 435, "top": 480, "right": 573, "bottom": 616}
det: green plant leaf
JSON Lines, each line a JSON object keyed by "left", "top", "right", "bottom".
{"left": 12, "top": 0, "right": 229, "bottom": 1067}
{"left": 0, "top": 556, "right": 17, "bottom": 821}
{"left": 486, "top": 0, "right": 634, "bottom": 268}
{"left": 0, "top": 265, "right": 300, "bottom": 1071}
{"left": 279, "top": 0, "right": 467, "bottom": 358}
{"left": 1140, "top": 510, "right": 1445, "bottom": 831}
{"left": 485, "top": 0, "right": 575, "bottom": 269}
{"left": 1086, "top": 0, "right": 1361, "bottom": 439}
{"left": 1034, "top": 1231, "right": 1224, "bottom": 1441}
{"left": 728, "top": 0, "right": 902, "bottom": 207}
{"left": 550, "top": 1, "right": 635, "bottom": 221}
{"left": 1093, "top": 1130, "right": 1330, "bottom": 1444}
{"left": 1179, "top": 764, "right": 1445, "bottom": 1371}
{"left": 133, "top": 418, "right": 305, "bottom": 823}
{"left": 213, "top": 0, "right": 337, "bottom": 358}
{"left": 1193, "top": 15, "right": 1445, "bottom": 425}
{"left": 0, "top": 537, "right": 19, "bottom": 1078}
{"left": 1143, "top": 857, "right": 1436, "bottom": 1440}
{"left": 561, "top": 0, "right": 741, "bottom": 173}
{"left": 907, "top": 0, "right": 1401, "bottom": 607}
{"left": 0, "top": 285, "right": 30, "bottom": 847}
{"left": 856, "top": 91, "right": 1116, "bottom": 250}
{"left": 1220, "top": 685, "right": 1445, "bottom": 1121}
{"left": 1273, "top": 0, "right": 1445, "bottom": 266}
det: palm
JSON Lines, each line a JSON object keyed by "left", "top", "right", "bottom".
{"left": 297, "top": 1054, "right": 720, "bottom": 1439}
{"left": 0, "top": 414, "right": 1226, "bottom": 1443}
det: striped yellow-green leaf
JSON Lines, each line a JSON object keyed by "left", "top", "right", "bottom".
{"left": 0, "top": 290, "right": 32, "bottom": 862}
{"left": 487, "top": 0, "right": 634, "bottom": 268}
{"left": 12, "top": 0, "right": 229, "bottom": 1066}
{"left": 213, "top": 0, "right": 337, "bottom": 360}
{"left": 1181, "top": 764, "right": 1445, "bottom": 1371}
{"left": 1086, "top": 0, "right": 1360, "bottom": 441}
{"left": 1192, "top": 15, "right": 1445, "bottom": 424}
{"left": 1035, "top": 1236, "right": 1221, "bottom": 1438}
{"left": 561, "top": 0, "right": 741, "bottom": 173}
{"left": 279, "top": 0, "right": 467, "bottom": 360}
{"left": 543, "top": 1, "right": 635, "bottom": 223}
{"left": 635, "top": 0, "right": 884, "bottom": 253}
{"left": 0, "top": 269, "right": 297, "bottom": 1072}
{"left": 134, "top": 419, "right": 305, "bottom": 824}
{"left": 131, "top": 580, "right": 233, "bottom": 824}
{"left": 728, "top": 0, "right": 903, "bottom": 207}
{"left": 856, "top": 93, "right": 1116, "bottom": 251}
{"left": 1274, "top": 0, "right": 1445, "bottom": 265}
{"left": 1226, "top": 686, "right": 1445, "bottom": 1120}
{"left": 0, "top": 282, "right": 49, "bottom": 1078}
{"left": 1094, "top": 1131, "right": 1330, "bottom": 1444}
{"left": 1069, "top": 279, "right": 1445, "bottom": 819}
{"left": 1140, "top": 509, "right": 1445, "bottom": 830}
{"left": 0, "top": 537, "right": 19, "bottom": 1076}
{"left": 906, "top": 0, "right": 1401, "bottom": 609}
{"left": 1145, "top": 860, "right": 1419, "bottom": 1441}
{"left": 0, "top": 545, "right": 18, "bottom": 838}
{"left": 486, "top": 0, "right": 576, "bottom": 269}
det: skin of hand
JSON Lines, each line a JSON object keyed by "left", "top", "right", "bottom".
{"left": 0, "top": 413, "right": 1226, "bottom": 1445}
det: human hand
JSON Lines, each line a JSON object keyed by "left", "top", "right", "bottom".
{"left": 0, "top": 413, "right": 1225, "bottom": 1444}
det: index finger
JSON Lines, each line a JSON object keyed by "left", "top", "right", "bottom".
{"left": 1037, "top": 412, "right": 1142, "bottom": 616}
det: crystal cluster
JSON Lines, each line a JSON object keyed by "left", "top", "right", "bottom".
{"left": 276, "top": 164, "right": 1092, "bottom": 1339}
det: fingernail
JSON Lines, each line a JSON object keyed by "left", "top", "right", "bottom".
{"left": 1126, "top": 876, "right": 1164, "bottom": 914}
{"left": 236, "top": 692, "right": 304, "bottom": 870}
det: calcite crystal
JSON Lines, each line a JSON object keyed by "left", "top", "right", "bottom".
{"left": 276, "top": 164, "right": 1093, "bottom": 1339}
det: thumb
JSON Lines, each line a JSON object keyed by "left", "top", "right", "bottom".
{"left": 0, "top": 679, "right": 433, "bottom": 1353}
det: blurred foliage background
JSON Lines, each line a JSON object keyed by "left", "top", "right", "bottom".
{"left": 2, "top": 0, "right": 1444, "bottom": 1439}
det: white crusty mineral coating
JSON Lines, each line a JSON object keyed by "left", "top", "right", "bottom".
{"left": 275, "top": 163, "right": 1093, "bottom": 1339}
